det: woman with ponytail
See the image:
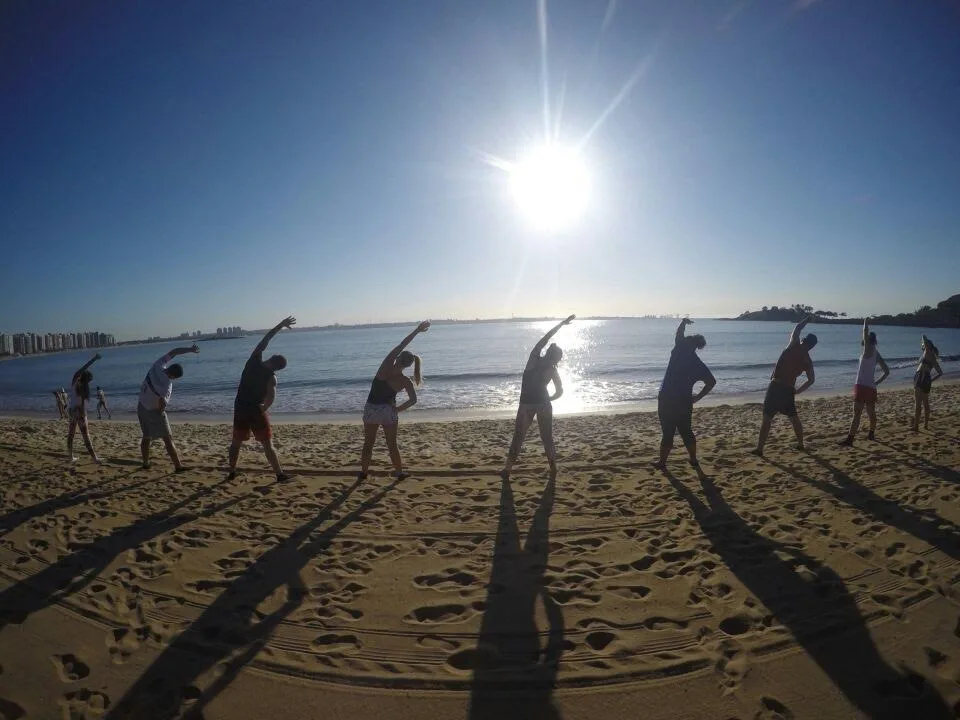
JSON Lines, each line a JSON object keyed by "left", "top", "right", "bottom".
{"left": 359, "top": 320, "right": 430, "bottom": 479}
{"left": 912, "top": 334, "right": 943, "bottom": 431}
{"left": 501, "top": 314, "right": 575, "bottom": 479}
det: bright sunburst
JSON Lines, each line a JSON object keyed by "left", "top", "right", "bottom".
{"left": 509, "top": 144, "right": 590, "bottom": 232}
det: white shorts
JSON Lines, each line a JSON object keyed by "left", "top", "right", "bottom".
{"left": 363, "top": 403, "right": 398, "bottom": 425}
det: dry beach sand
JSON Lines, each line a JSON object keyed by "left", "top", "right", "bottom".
{"left": 1, "top": 384, "right": 960, "bottom": 719}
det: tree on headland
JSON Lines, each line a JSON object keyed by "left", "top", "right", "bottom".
{"left": 733, "top": 295, "right": 958, "bottom": 327}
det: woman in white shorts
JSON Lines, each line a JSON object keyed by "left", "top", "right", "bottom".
{"left": 358, "top": 321, "right": 430, "bottom": 479}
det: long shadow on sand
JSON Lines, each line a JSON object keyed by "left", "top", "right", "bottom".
{"left": 466, "top": 475, "right": 563, "bottom": 720}
{"left": 105, "top": 475, "right": 400, "bottom": 720}
{"left": 872, "top": 440, "right": 960, "bottom": 485}
{"left": 0, "top": 475, "right": 247, "bottom": 629}
{"left": 767, "top": 455, "right": 960, "bottom": 561}
{"left": 666, "top": 470, "right": 950, "bottom": 719}
{"left": 0, "top": 472, "right": 152, "bottom": 538}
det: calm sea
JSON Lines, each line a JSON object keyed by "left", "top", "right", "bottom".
{"left": 1, "top": 320, "right": 958, "bottom": 418}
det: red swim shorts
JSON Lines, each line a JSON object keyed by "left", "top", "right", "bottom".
{"left": 232, "top": 409, "right": 272, "bottom": 443}
{"left": 853, "top": 384, "right": 877, "bottom": 404}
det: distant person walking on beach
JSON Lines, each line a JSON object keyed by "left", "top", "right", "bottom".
{"left": 358, "top": 320, "right": 430, "bottom": 479}
{"left": 227, "top": 316, "right": 296, "bottom": 482}
{"left": 138, "top": 344, "right": 200, "bottom": 471}
{"left": 751, "top": 316, "right": 818, "bottom": 457}
{"left": 67, "top": 353, "right": 103, "bottom": 463}
{"left": 653, "top": 318, "right": 716, "bottom": 471}
{"left": 53, "top": 389, "right": 67, "bottom": 419}
{"left": 501, "top": 315, "right": 575, "bottom": 479}
{"left": 96, "top": 386, "right": 112, "bottom": 420}
{"left": 912, "top": 334, "right": 943, "bottom": 431}
{"left": 839, "top": 318, "right": 889, "bottom": 446}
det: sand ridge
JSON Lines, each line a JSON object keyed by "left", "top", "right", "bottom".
{"left": 0, "top": 385, "right": 959, "bottom": 718}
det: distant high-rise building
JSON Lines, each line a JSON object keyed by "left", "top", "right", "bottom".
{"left": 0, "top": 334, "right": 12, "bottom": 355}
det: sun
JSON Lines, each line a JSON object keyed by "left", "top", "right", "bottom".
{"left": 509, "top": 144, "right": 591, "bottom": 232}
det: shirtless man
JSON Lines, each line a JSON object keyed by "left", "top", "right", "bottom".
{"left": 751, "top": 316, "right": 817, "bottom": 457}
{"left": 227, "top": 316, "right": 296, "bottom": 482}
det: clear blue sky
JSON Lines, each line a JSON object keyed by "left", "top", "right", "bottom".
{"left": 2, "top": 1, "right": 959, "bottom": 339}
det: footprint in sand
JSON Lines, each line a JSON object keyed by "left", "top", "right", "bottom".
{"left": 417, "top": 635, "right": 460, "bottom": 652}
{"left": 405, "top": 602, "right": 482, "bottom": 625}
{"left": 584, "top": 630, "right": 618, "bottom": 652}
{"left": 755, "top": 695, "right": 793, "bottom": 719}
{"left": 51, "top": 654, "right": 90, "bottom": 682}
{"left": 312, "top": 633, "right": 360, "bottom": 654}
{"left": 58, "top": 689, "right": 111, "bottom": 720}
{"left": 413, "top": 569, "right": 479, "bottom": 592}
{"left": 0, "top": 698, "right": 25, "bottom": 720}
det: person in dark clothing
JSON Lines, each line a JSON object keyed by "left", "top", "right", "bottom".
{"left": 227, "top": 316, "right": 295, "bottom": 482}
{"left": 358, "top": 320, "right": 430, "bottom": 480}
{"left": 653, "top": 318, "right": 716, "bottom": 471}
{"left": 912, "top": 334, "right": 943, "bottom": 432}
{"left": 751, "top": 316, "right": 817, "bottom": 457}
{"left": 501, "top": 314, "right": 575, "bottom": 479}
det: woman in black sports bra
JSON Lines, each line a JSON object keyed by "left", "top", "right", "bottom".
{"left": 501, "top": 314, "right": 575, "bottom": 479}
{"left": 912, "top": 334, "right": 942, "bottom": 431}
{"left": 359, "top": 320, "right": 430, "bottom": 479}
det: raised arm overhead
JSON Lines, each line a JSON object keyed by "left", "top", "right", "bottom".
{"left": 529, "top": 315, "right": 575, "bottom": 363}
{"left": 253, "top": 316, "right": 296, "bottom": 359}
{"left": 675, "top": 318, "right": 693, "bottom": 346}
{"left": 789, "top": 315, "right": 813, "bottom": 347}
{"left": 74, "top": 352, "right": 101, "bottom": 378}
{"left": 861, "top": 317, "right": 870, "bottom": 347}
{"left": 379, "top": 321, "right": 430, "bottom": 372}
{"left": 168, "top": 343, "right": 201, "bottom": 358}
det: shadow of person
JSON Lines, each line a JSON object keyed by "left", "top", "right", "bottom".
{"left": 0, "top": 472, "right": 153, "bottom": 538}
{"left": 665, "top": 470, "right": 950, "bottom": 719}
{"left": 467, "top": 475, "right": 563, "bottom": 720}
{"left": 872, "top": 440, "right": 960, "bottom": 485}
{"left": 105, "top": 475, "right": 401, "bottom": 720}
{"left": 0, "top": 475, "right": 247, "bottom": 629}
{"left": 767, "top": 455, "right": 960, "bottom": 561}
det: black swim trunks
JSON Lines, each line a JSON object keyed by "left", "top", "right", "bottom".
{"left": 763, "top": 381, "right": 798, "bottom": 417}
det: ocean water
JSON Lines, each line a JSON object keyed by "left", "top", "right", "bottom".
{"left": 1, "top": 319, "right": 958, "bottom": 418}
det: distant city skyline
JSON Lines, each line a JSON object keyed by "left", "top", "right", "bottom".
{"left": 2, "top": 2, "right": 959, "bottom": 338}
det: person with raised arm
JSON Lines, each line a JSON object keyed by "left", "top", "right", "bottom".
{"left": 653, "top": 318, "right": 716, "bottom": 471}
{"left": 358, "top": 320, "right": 431, "bottom": 480}
{"left": 227, "top": 316, "right": 296, "bottom": 482}
{"left": 137, "top": 344, "right": 200, "bottom": 470}
{"left": 750, "top": 315, "right": 818, "bottom": 457}
{"left": 501, "top": 314, "right": 575, "bottom": 479}
{"left": 66, "top": 352, "right": 103, "bottom": 463}
{"left": 53, "top": 389, "right": 67, "bottom": 419}
{"left": 839, "top": 318, "right": 889, "bottom": 446}
{"left": 912, "top": 334, "right": 943, "bottom": 432}
{"left": 95, "top": 386, "right": 112, "bottom": 420}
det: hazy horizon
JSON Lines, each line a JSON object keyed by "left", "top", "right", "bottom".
{"left": 3, "top": 2, "right": 959, "bottom": 339}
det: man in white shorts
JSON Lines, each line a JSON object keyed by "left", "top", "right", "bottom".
{"left": 138, "top": 344, "right": 200, "bottom": 471}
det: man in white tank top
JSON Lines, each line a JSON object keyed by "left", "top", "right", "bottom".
{"left": 840, "top": 318, "right": 889, "bottom": 446}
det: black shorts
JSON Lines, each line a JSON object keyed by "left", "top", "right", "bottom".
{"left": 763, "top": 382, "right": 798, "bottom": 417}
{"left": 658, "top": 396, "right": 695, "bottom": 446}
{"left": 914, "top": 371, "right": 932, "bottom": 394}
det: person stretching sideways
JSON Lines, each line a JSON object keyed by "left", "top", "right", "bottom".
{"left": 751, "top": 316, "right": 817, "bottom": 457}
{"left": 839, "top": 318, "right": 889, "bottom": 446}
{"left": 227, "top": 316, "right": 296, "bottom": 482}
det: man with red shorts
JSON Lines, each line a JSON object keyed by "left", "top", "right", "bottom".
{"left": 751, "top": 316, "right": 818, "bottom": 457}
{"left": 227, "top": 315, "right": 296, "bottom": 481}
{"left": 839, "top": 318, "right": 889, "bottom": 445}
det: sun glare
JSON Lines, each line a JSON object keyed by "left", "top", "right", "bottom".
{"left": 509, "top": 144, "right": 590, "bottom": 232}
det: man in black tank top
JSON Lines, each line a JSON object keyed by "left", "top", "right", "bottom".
{"left": 227, "top": 316, "right": 296, "bottom": 482}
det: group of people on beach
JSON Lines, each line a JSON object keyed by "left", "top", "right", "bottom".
{"left": 60, "top": 314, "right": 945, "bottom": 479}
